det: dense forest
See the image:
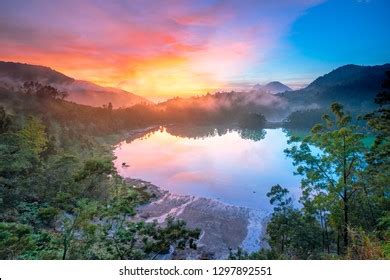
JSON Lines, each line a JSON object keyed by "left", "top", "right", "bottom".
{"left": 0, "top": 83, "right": 200, "bottom": 259}
{"left": 230, "top": 72, "right": 390, "bottom": 260}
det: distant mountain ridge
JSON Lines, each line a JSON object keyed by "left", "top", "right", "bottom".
{"left": 159, "top": 63, "right": 390, "bottom": 121}
{"left": 252, "top": 81, "right": 292, "bottom": 94}
{"left": 278, "top": 63, "right": 390, "bottom": 112}
{"left": 307, "top": 64, "right": 390, "bottom": 89}
{"left": 0, "top": 61, "right": 151, "bottom": 108}
{"left": 1, "top": 61, "right": 388, "bottom": 118}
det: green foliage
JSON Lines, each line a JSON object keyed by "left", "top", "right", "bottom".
{"left": 91, "top": 216, "right": 200, "bottom": 260}
{"left": 0, "top": 106, "right": 12, "bottom": 133}
{"left": 243, "top": 90, "right": 389, "bottom": 259}
{"left": 16, "top": 117, "right": 48, "bottom": 156}
{"left": 0, "top": 84, "right": 200, "bottom": 260}
{"left": 285, "top": 103, "right": 367, "bottom": 253}
{"left": 267, "top": 184, "right": 292, "bottom": 212}
{"left": 284, "top": 109, "right": 325, "bottom": 129}
{"left": 75, "top": 159, "right": 114, "bottom": 181}
{"left": 229, "top": 247, "right": 280, "bottom": 260}
{"left": 265, "top": 185, "right": 322, "bottom": 259}
{"left": 245, "top": 96, "right": 389, "bottom": 259}
{"left": 378, "top": 213, "right": 390, "bottom": 259}
{"left": 364, "top": 71, "right": 390, "bottom": 211}
{"left": 0, "top": 222, "right": 36, "bottom": 259}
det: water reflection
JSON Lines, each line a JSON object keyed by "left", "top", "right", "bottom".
{"left": 114, "top": 126, "right": 301, "bottom": 210}
{"left": 166, "top": 125, "right": 266, "bottom": 142}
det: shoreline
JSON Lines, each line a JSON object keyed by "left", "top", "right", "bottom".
{"left": 125, "top": 178, "right": 269, "bottom": 259}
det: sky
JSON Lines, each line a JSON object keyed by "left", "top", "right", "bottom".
{"left": 0, "top": 0, "right": 389, "bottom": 100}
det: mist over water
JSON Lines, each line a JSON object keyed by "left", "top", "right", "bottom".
{"left": 114, "top": 127, "right": 302, "bottom": 210}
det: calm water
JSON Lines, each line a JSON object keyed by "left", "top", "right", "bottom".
{"left": 114, "top": 126, "right": 302, "bottom": 210}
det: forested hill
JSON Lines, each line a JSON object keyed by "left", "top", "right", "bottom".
{"left": 155, "top": 64, "right": 390, "bottom": 123}
{"left": 279, "top": 63, "right": 390, "bottom": 111}
{"left": 0, "top": 76, "right": 200, "bottom": 260}
{"left": 1, "top": 62, "right": 389, "bottom": 124}
{"left": 0, "top": 61, "right": 150, "bottom": 108}
{"left": 0, "top": 83, "right": 156, "bottom": 136}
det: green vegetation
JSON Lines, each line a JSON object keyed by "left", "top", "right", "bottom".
{"left": 238, "top": 113, "right": 266, "bottom": 129}
{"left": 284, "top": 109, "right": 325, "bottom": 129}
{"left": 230, "top": 72, "right": 390, "bottom": 260}
{"left": 1, "top": 71, "right": 389, "bottom": 260}
{"left": 0, "top": 84, "right": 199, "bottom": 259}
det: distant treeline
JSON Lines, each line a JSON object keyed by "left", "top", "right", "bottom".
{"left": 0, "top": 82, "right": 269, "bottom": 137}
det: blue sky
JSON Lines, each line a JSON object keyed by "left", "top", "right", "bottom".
{"left": 246, "top": 0, "right": 390, "bottom": 88}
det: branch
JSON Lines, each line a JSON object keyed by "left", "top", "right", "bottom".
{"left": 313, "top": 160, "right": 336, "bottom": 189}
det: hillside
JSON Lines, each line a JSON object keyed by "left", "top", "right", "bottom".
{"left": 0, "top": 61, "right": 151, "bottom": 108}
{"left": 279, "top": 63, "right": 390, "bottom": 112}
{"left": 156, "top": 64, "right": 390, "bottom": 122}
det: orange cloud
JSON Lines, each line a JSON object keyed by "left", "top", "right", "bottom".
{"left": 0, "top": 0, "right": 322, "bottom": 100}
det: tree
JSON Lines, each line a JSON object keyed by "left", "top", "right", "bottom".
{"left": 363, "top": 71, "right": 390, "bottom": 257}
{"left": 17, "top": 117, "right": 48, "bottom": 156}
{"left": 60, "top": 199, "right": 99, "bottom": 260}
{"left": 107, "top": 102, "right": 113, "bottom": 112}
{"left": 285, "top": 103, "right": 366, "bottom": 253}
{"left": 238, "top": 113, "right": 266, "bottom": 129}
{"left": 266, "top": 185, "right": 294, "bottom": 255}
{"left": 284, "top": 109, "right": 325, "bottom": 129}
{"left": 364, "top": 71, "right": 390, "bottom": 211}
{"left": 0, "top": 107, "right": 12, "bottom": 134}
{"left": 22, "top": 81, "right": 67, "bottom": 100}
{"left": 265, "top": 185, "right": 322, "bottom": 259}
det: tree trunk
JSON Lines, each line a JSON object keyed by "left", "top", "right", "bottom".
{"left": 324, "top": 218, "right": 330, "bottom": 254}
{"left": 342, "top": 135, "right": 349, "bottom": 253}
{"left": 343, "top": 194, "right": 349, "bottom": 252}
{"left": 62, "top": 237, "right": 68, "bottom": 260}
{"left": 337, "top": 227, "right": 341, "bottom": 255}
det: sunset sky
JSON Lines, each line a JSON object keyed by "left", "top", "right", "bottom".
{"left": 1, "top": 0, "right": 389, "bottom": 100}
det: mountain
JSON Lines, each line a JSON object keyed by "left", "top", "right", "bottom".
{"left": 252, "top": 81, "right": 292, "bottom": 94}
{"left": 307, "top": 64, "right": 390, "bottom": 90}
{"left": 157, "top": 63, "right": 390, "bottom": 122}
{"left": 0, "top": 61, "right": 150, "bottom": 108}
{"left": 279, "top": 63, "right": 390, "bottom": 112}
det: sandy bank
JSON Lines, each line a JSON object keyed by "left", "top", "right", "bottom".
{"left": 126, "top": 178, "right": 269, "bottom": 259}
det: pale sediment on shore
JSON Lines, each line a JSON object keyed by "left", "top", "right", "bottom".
{"left": 126, "top": 178, "right": 268, "bottom": 259}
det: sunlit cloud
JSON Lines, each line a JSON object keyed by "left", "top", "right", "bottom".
{"left": 0, "top": 0, "right": 323, "bottom": 99}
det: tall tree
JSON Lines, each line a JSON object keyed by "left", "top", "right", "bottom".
{"left": 17, "top": 117, "right": 48, "bottom": 156}
{"left": 285, "top": 103, "right": 366, "bottom": 252}
{"left": 364, "top": 71, "right": 390, "bottom": 211}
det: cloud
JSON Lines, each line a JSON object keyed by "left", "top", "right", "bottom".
{"left": 0, "top": 0, "right": 322, "bottom": 99}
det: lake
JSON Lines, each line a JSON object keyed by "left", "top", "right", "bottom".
{"left": 114, "top": 126, "right": 302, "bottom": 211}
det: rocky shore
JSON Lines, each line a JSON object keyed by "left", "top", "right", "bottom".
{"left": 126, "top": 178, "right": 269, "bottom": 259}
